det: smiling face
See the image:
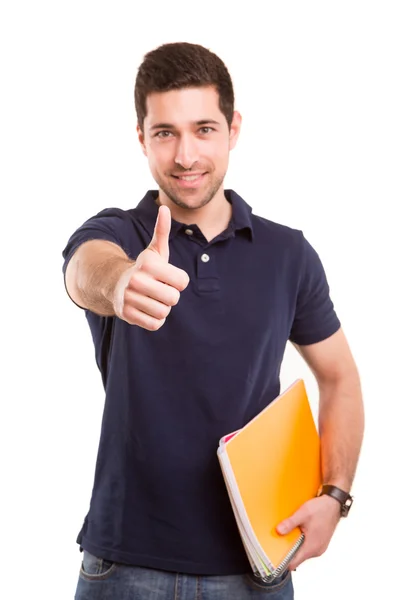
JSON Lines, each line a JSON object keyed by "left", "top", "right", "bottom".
{"left": 138, "top": 86, "right": 241, "bottom": 211}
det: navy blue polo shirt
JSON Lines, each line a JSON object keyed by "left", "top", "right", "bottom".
{"left": 62, "top": 189, "right": 340, "bottom": 575}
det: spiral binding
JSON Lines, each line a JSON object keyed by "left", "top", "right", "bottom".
{"left": 253, "top": 533, "right": 305, "bottom": 583}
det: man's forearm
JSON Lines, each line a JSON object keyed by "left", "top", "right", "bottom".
{"left": 318, "top": 372, "right": 364, "bottom": 491}
{"left": 66, "top": 240, "right": 135, "bottom": 315}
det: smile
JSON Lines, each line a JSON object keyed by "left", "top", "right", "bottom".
{"left": 172, "top": 172, "right": 206, "bottom": 179}
{"left": 171, "top": 173, "right": 207, "bottom": 188}
{"left": 176, "top": 175, "right": 202, "bottom": 181}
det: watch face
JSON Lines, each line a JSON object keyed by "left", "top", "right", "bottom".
{"left": 341, "top": 496, "right": 353, "bottom": 517}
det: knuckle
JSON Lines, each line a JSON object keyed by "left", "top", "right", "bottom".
{"left": 177, "top": 272, "right": 190, "bottom": 291}
{"left": 128, "top": 273, "right": 149, "bottom": 296}
{"left": 320, "top": 543, "right": 329, "bottom": 555}
{"left": 156, "top": 305, "right": 171, "bottom": 320}
{"left": 147, "top": 318, "right": 165, "bottom": 331}
{"left": 309, "top": 541, "right": 325, "bottom": 558}
{"left": 169, "top": 290, "right": 180, "bottom": 306}
{"left": 140, "top": 319, "right": 158, "bottom": 331}
{"left": 127, "top": 270, "right": 142, "bottom": 291}
{"left": 124, "top": 291, "right": 141, "bottom": 313}
{"left": 121, "top": 308, "right": 138, "bottom": 326}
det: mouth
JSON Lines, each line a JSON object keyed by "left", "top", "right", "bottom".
{"left": 171, "top": 172, "right": 207, "bottom": 188}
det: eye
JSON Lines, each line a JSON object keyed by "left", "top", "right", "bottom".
{"left": 155, "top": 131, "right": 173, "bottom": 139}
{"left": 199, "top": 127, "right": 214, "bottom": 134}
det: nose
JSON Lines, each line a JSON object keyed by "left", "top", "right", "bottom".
{"left": 174, "top": 134, "right": 199, "bottom": 170}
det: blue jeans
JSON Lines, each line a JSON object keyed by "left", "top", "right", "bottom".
{"left": 74, "top": 550, "right": 294, "bottom": 599}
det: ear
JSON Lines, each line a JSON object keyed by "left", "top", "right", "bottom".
{"left": 137, "top": 124, "right": 148, "bottom": 157}
{"left": 229, "top": 110, "right": 242, "bottom": 151}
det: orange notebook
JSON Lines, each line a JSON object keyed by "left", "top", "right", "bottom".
{"left": 217, "top": 379, "right": 322, "bottom": 581}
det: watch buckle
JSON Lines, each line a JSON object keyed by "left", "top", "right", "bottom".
{"left": 341, "top": 495, "right": 353, "bottom": 517}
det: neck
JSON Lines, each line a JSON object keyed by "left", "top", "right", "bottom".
{"left": 157, "top": 186, "right": 232, "bottom": 242}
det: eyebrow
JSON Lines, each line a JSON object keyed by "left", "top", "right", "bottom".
{"left": 149, "top": 119, "right": 221, "bottom": 131}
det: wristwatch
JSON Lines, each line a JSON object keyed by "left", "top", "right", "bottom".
{"left": 317, "top": 484, "right": 353, "bottom": 517}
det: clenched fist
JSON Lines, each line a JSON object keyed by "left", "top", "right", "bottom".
{"left": 113, "top": 205, "right": 190, "bottom": 330}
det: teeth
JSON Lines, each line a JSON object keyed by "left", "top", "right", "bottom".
{"left": 179, "top": 175, "right": 201, "bottom": 181}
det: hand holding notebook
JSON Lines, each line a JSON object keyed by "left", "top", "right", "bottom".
{"left": 217, "top": 379, "right": 322, "bottom": 582}
{"left": 276, "top": 487, "right": 342, "bottom": 571}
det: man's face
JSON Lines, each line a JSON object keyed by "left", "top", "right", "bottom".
{"left": 138, "top": 86, "right": 241, "bottom": 210}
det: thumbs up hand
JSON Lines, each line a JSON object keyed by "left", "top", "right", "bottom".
{"left": 113, "top": 206, "right": 190, "bottom": 330}
{"left": 147, "top": 204, "right": 172, "bottom": 262}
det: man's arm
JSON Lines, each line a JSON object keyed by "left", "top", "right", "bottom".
{"left": 276, "top": 327, "right": 364, "bottom": 570}
{"left": 294, "top": 327, "right": 364, "bottom": 492}
{"left": 65, "top": 239, "right": 135, "bottom": 315}
{"left": 64, "top": 206, "right": 189, "bottom": 330}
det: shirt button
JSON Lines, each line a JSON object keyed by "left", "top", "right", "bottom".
{"left": 185, "top": 228, "right": 194, "bottom": 236}
{"left": 201, "top": 253, "right": 210, "bottom": 263}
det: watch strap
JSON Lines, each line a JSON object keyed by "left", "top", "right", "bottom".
{"left": 318, "top": 484, "right": 353, "bottom": 517}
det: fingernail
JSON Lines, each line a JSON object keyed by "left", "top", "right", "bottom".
{"left": 277, "top": 524, "right": 287, "bottom": 534}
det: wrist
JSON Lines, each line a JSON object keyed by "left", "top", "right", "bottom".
{"left": 317, "top": 492, "right": 342, "bottom": 517}
{"left": 322, "top": 479, "right": 351, "bottom": 493}
{"left": 317, "top": 483, "right": 354, "bottom": 517}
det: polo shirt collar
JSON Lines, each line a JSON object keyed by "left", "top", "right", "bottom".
{"left": 134, "top": 189, "right": 254, "bottom": 241}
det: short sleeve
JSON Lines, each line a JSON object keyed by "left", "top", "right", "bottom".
{"left": 289, "top": 233, "right": 341, "bottom": 345}
{"left": 61, "top": 208, "right": 134, "bottom": 276}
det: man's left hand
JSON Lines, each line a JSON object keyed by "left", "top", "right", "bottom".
{"left": 276, "top": 495, "right": 341, "bottom": 570}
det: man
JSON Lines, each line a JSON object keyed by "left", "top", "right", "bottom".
{"left": 63, "top": 42, "right": 364, "bottom": 599}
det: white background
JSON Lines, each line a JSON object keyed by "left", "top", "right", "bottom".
{"left": 1, "top": 1, "right": 399, "bottom": 598}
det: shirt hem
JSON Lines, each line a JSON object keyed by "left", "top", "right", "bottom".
{"left": 78, "top": 536, "right": 250, "bottom": 576}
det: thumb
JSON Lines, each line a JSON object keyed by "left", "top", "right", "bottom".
{"left": 276, "top": 508, "right": 304, "bottom": 535}
{"left": 148, "top": 205, "right": 171, "bottom": 261}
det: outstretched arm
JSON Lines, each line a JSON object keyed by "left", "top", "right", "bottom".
{"left": 277, "top": 327, "right": 364, "bottom": 570}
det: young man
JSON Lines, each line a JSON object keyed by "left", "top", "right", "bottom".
{"left": 63, "top": 42, "right": 364, "bottom": 599}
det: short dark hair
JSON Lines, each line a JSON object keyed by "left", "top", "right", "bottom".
{"left": 134, "top": 42, "right": 235, "bottom": 131}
